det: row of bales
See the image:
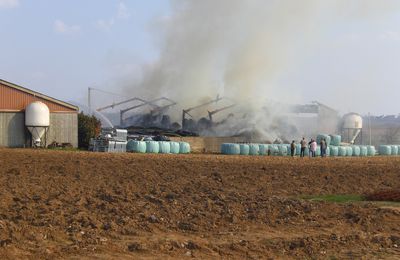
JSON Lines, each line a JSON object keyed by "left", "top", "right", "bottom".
{"left": 315, "top": 134, "right": 377, "bottom": 156}
{"left": 221, "top": 143, "right": 377, "bottom": 157}
{"left": 319, "top": 134, "right": 400, "bottom": 156}
{"left": 127, "top": 140, "right": 191, "bottom": 154}
{"left": 221, "top": 133, "right": 378, "bottom": 157}
{"left": 378, "top": 145, "right": 400, "bottom": 156}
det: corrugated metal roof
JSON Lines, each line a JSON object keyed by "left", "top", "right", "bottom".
{"left": 0, "top": 79, "right": 78, "bottom": 112}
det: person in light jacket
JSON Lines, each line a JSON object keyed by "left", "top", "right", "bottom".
{"left": 300, "top": 137, "right": 307, "bottom": 158}
{"left": 310, "top": 139, "right": 317, "bottom": 157}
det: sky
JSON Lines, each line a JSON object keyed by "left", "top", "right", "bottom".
{"left": 1, "top": 0, "right": 400, "bottom": 116}
{"left": 0, "top": 0, "right": 170, "bottom": 104}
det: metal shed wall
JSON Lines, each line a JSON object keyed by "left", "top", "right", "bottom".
{"left": 0, "top": 82, "right": 77, "bottom": 112}
{"left": 0, "top": 112, "right": 78, "bottom": 147}
{"left": 48, "top": 113, "right": 78, "bottom": 147}
{"left": 0, "top": 113, "right": 26, "bottom": 147}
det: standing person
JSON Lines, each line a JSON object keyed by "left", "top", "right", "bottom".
{"left": 300, "top": 137, "right": 307, "bottom": 158}
{"left": 320, "top": 138, "right": 327, "bottom": 157}
{"left": 310, "top": 139, "right": 317, "bottom": 157}
{"left": 290, "top": 140, "right": 296, "bottom": 157}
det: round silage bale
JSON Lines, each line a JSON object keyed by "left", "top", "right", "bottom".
{"left": 379, "top": 145, "right": 391, "bottom": 156}
{"left": 326, "top": 146, "right": 330, "bottom": 157}
{"left": 286, "top": 145, "right": 291, "bottom": 155}
{"left": 248, "top": 144, "right": 260, "bottom": 155}
{"left": 126, "top": 140, "right": 146, "bottom": 153}
{"left": 179, "top": 142, "right": 191, "bottom": 154}
{"left": 338, "top": 146, "right": 347, "bottom": 157}
{"left": 346, "top": 146, "right": 353, "bottom": 156}
{"left": 391, "top": 145, "right": 398, "bottom": 155}
{"left": 221, "top": 143, "right": 240, "bottom": 155}
{"left": 145, "top": 141, "right": 160, "bottom": 153}
{"left": 239, "top": 144, "right": 250, "bottom": 155}
{"left": 283, "top": 144, "right": 290, "bottom": 156}
{"left": 367, "top": 146, "right": 376, "bottom": 156}
{"left": 330, "top": 135, "right": 341, "bottom": 146}
{"left": 304, "top": 147, "right": 310, "bottom": 156}
{"left": 330, "top": 146, "right": 339, "bottom": 157}
{"left": 295, "top": 144, "right": 301, "bottom": 155}
{"left": 158, "top": 141, "right": 171, "bottom": 154}
{"left": 259, "top": 144, "right": 269, "bottom": 155}
{"left": 360, "top": 146, "right": 368, "bottom": 157}
{"left": 169, "top": 142, "right": 180, "bottom": 154}
{"left": 126, "top": 140, "right": 134, "bottom": 152}
{"left": 351, "top": 146, "right": 361, "bottom": 156}
{"left": 269, "top": 145, "right": 279, "bottom": 156}
{"left": 315, "top": 146, "right": 321, "bottom": 157}
{"left": 278, "top": 144, "right": 288, "bottom": 156}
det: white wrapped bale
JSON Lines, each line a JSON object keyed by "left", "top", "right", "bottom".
{"left": 259, "top": 144, "right": 269, "bottom": 155}
{"left": 145, "top": 141, "right": 160, "bottom": 153}
{"left": 330, "top": 146, "right": 339, "bottom": 157}
{"left": 351, "top": 146, "right": 361, "bottom": 156}
{"left": 367, "top": 146, "right": 376, "bottom": 156}
{"left": 360, "top": 146, "right": 368, "bottom": 157}
{"left": 249, "top": 144, "right": 260, "bottom": 155}
{"left": 221, "top": 143, "right": 240, "bottom": 155}
{"left": 315, "top": 146, "right": 321, "bottom": 157}
{"left": 278, "top": 144, "right": 288, "bottom": 156}
{"left": 330, "top": 135, "right": 341, "bottom": 146}
{"left": 179, "top": 142, "right": 191, "bottom": 154}
{"left": 338, "top": 146, "right": 347, "bottom": 157}
{"left": 240, "top": 144, "right": 250, "bottom": 155}
{"left": 391, "top": 145, "right": 398, "bottom": 155}
{"left": 379, "top": 145, "right": 391, "bottom": 156}
{"left": 158, "top": 141, "right": 171, "bottom": 154}
{"left": 346, "top": 146, "right": 353, "bottom": 156}
{"left": 170, "top": 142, "right": 180, "bottom": 154}
{"left": 126, "top": 140, "right": 146, "bottom": 153}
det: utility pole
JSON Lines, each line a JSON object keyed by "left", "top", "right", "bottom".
{"left": 88, "top": 87, "right": 92, "bottom": 115}
{"left": 368, "top": 112, "right": 372, "bottom": 146}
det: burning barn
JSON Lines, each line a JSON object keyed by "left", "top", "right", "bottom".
{"left": 90, "top": 86, "right": 341, "bottom": 143}
{"left": 181, "top": 95, "right": 236, "bottom": 135}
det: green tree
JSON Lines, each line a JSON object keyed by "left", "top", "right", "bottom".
{"left": 78, "top": 112, "right": 101, "bottom": 149}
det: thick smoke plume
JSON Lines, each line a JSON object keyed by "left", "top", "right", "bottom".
{"left": 120, "top": 0, "right": 400, "bottom": 140}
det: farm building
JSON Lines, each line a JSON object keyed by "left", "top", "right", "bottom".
{"left": 0, "top": 79, "right": 78, "bottom": 147}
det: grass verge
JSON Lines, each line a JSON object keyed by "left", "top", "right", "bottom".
{"left": 300, "top": 194, "right": 364, "bottom": 203}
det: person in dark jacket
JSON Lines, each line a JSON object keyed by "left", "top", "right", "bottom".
{"left": 290, "top": 140, "right": 296, "bottom": 157}
{"left": 320, "top": 138, "right": 327, "bottom": 157}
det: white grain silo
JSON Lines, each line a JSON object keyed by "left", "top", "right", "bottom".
{"left": 25, "top": 101, "right": 50, "bottom": 147}
{"left": 342, "top": 113, "right": 363, "bottom": 144}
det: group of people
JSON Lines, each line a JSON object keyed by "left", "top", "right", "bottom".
{"left": 290, "top": 137, "right": 328, "bottom": 158}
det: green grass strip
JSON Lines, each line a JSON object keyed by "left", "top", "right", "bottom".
{"left": 300, "top": 194, "right": 365, "bottom": 203}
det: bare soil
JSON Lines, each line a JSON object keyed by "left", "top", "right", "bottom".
{"left": 0, "top": 148, "right": 399, "bottom": 259}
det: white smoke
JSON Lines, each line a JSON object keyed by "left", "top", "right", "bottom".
{"left": 116, "top": 0, "right": 400, "bottom": 139}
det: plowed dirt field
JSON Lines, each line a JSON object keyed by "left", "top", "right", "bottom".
{"left": 0, "top": 149, "right": 399, "bottom": 259}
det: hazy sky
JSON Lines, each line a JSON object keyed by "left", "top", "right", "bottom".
{"left": 0, "top": 0, "right": 169, "bottom": 103}
{"left": 1, "top": 0, "right": 400, "bottom": 115}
